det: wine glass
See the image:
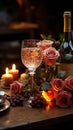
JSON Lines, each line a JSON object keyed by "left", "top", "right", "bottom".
{"left": 21, "top": 39, "right": 43, "bottom": 96}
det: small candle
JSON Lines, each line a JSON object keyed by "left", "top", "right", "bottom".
{"left": 1, "top": 67, "right": 13, "bottom": 87}
{"left": 20, "top": 73, "right": 26, "bottom": 81}
{"left": 9, "top": 64, "right": 19, "bottom": 81}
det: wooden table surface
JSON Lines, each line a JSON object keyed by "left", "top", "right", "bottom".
{"left": 0, "top": 97, "right": 73, "bottom": 130}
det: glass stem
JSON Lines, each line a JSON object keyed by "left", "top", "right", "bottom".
{"left": 31, "top": 74, "right": 34, "bottom": 91}
{"left": 30, "top": 73, "right": 38, "bottom": 96}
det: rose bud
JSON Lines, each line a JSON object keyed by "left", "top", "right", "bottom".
{"left": 37, "top": 40, "right": 53, "bottom": 50}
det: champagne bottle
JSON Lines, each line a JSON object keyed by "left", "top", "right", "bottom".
{"left": 59, "top": 11, "right": 73, "bottom": 77}
{"left": 59, "top": 11, "right": 73, "bottom": 63}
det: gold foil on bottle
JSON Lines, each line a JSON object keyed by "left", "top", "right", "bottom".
{"left": 63, "top": 11, "right": 71, "bottom": 32}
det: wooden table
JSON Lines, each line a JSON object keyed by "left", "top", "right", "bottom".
{"left": 0, "top": 94, "right": 73, "bottom": 130}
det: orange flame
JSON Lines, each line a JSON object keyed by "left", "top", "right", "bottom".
{"left": 42, "top": 91, "right": 51, "bottom": 102}
{"left": 42, "top": 89, "right": 56, "bottom": 111}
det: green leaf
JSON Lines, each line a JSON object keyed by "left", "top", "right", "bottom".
{"left": 41, "top": 81, "right": 51, "bottom": 91}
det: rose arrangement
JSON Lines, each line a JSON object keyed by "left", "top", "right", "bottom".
{"left": 7, "top": 38, "right": 73, "bottom": 108}
{"left": 50, "top": 76, "right": 73, "bottom": 108}
{"left": 8, "top": 74, "right": 73, "bottom": 108}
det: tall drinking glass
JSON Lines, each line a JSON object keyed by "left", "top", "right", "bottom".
{"left": 21, "top": 39, "right": 43, "bottom": 96}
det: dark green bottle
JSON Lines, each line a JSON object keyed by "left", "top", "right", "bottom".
{"left": 59, "top": 11, "right": 73, "bottom": 63}
{"left": 58, "top": 11, "right": 73, "bottom": 78}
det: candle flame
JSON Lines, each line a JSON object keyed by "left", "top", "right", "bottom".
{"left": 42, "top": 91, "right": 51, "bottom": 102}
{"left": 12, "top": 64, "right": 16, "bottom": 70}
{"left": 42, "top": 90, "right": 56, "bottom": 111}
{"left": 6, "top": 67, "right": 9, "bottom": 74}
{"left": 42, "top": 91, "right": 51, "bottom": 111}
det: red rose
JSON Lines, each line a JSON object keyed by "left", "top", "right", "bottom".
{"left": 56, "top": 90, "right": 72, "bottom": 108}
{"left": 50, "top": 78, "right": 65, "bottom": 92}
{"left": 43, "top": 47, "right": 60, "bottom": 66}
{"left": 10, "top": 81, "right": 24, "bottom": 96}
{"left": 37, "top": 40, "right": 53, "bottom": 50}
{"left": 65, "top": 76, "right": 73, "bottom": 92}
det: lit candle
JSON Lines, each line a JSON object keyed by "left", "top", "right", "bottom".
{"left": 9, "top": 64, "right": 19, "bottom": 81}
{"left": 1, "top": 67, "right": 13, "bottom": 87}
{"left": 20, "top": 73, "right": 27, "bottom": 81}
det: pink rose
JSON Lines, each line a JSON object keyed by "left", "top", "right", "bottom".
{"left": 56, "top": 90, "right": 72, "bottom": 108}
{"left": 50, "top": 78, "right": 65, "bottom": 92}
{"left": 10, "top": 81, "right": 24, "bottom": 96}
{"left": 37, "top": 40, "right": 53, "bottom": 50}
{"left": 43, "top": 47, "right": 60, "bottom": 66}
{"left": 65, "top": 76, "right": 73, "bottom": 92}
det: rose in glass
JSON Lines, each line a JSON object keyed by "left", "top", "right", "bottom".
{"left": 65, "top": 76, "right": 73, "bottom": 92}
{"left": 50, "top": 78, "right": 65, "bottom": 92}
{"left": 37, "top": 40, "right": 53, "bottom": 50}
{"left": 56, "top": 90, "right": 72, "bottom": 108}
{"left": 10, "top": 81, "right": 24, "bottom": 96}
{"left": 43, "top": 47, "right": 60, "bottom": 66}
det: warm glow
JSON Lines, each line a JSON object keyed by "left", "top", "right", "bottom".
{"left": 12, "top": 64, "right": 16, "bottom": 70}
{"left": 42, "top": 89, "right": 55, "bottom": 102}
{"left": 17, "top": 0, "right": 23, "bottom": 6}
{"left": 1, "top": 67, "right": 13, "bottom": 87}
{"left": 42, "top": 90, "right": 56, "bottom": 111}
{"left": 42, "top": 91, "right": 51, "bottom": 111}
{"left": 42, "top": 91, "right": 51, "bottom": 102}
{"left": 45, "top": 104, "right": 50, "bottom": 111}
{"left": 6, "top": 67, "right": 9, "bottom": 74}
{"left": 9, "top": 64, "right": 19, "bottom": 80}
{"left": 53, "top": 85, "right": 59, "bottom": 92}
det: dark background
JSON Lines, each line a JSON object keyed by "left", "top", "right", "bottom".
{"left": 0, "top": 0, "right": 73, "bottom": 36}
{"left": 0, "top": 0, "right": 73, "bottom": 77}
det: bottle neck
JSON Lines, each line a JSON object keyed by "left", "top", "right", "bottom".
{"left": 64, "top": 11, "right": 71, "bottom": 32}
{"left": 63, "top": 11, "right": 72, "bottom": 41}
{"left": 64, "top": 32, "right": 72, "bottom": 41}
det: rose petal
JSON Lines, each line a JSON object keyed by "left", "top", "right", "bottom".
{"left": 50, "top": 78, "right": 65, "bottom": 92}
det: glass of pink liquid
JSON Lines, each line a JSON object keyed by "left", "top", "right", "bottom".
{"left": 21, "top": 39, "right": 43, "bottom": 95}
